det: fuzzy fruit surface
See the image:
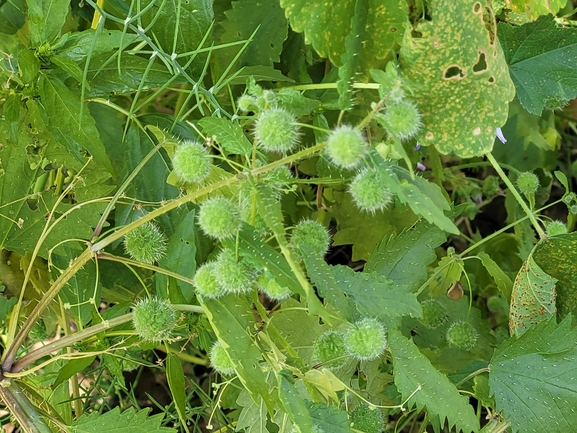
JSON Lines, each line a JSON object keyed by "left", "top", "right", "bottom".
{"left": 381, "top": 100, "right": 422, "bottom": 141}
{"left": 446, "top": 321, "right": 478, "bottom": 350}
{"left": 344, "top": 318, "right": 387, "bottom": 361}
{"left": 325, "top": 125, "right": 368, "bottom": 169}
{"left": 198, "top": 197, "right": 242, "bottom": 239}
{"left": 420, "top": 299, "right": 448, "bottom": 329}
{"left": 516, "top": 172, "right": 539, "bottom": 194}
{"left": 350, "top": 404, "right": 384, "bottom": 433}
{"left": 132, "top": 297, "right": 177, "bottom": 343}
{"left": 254, "top": 107, "right": 299, "bottom": 153}
{"left": 213, "top": 249, "right": 254, "bottom": 294}
{"left": 210, "top": 341, "right": 235, "bottom": 376}
{"left": 349, "top": 168, "right": 394, "bottom": 213}
{"left": 123, "top": 222, "right": 167, "bottom": 264}
{"left": 172, "top": 140, "right": 211, "bottom": 184}
{"left": 313, "top": 331, "right": 347, "bottom": 368}
{"left": 194, "top": 262, "right": 224, "bottom": 299}
{"left": 289, "top": 219, "right": 331, "bottom": 259}
{"left": 546, "top": 220, "right": 567, "bottom": 237}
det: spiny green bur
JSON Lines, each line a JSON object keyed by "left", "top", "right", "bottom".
{"left": 349, "top": 168, "right": 394, "bottom": 213}
{"left": 344, "top": 318, "right": 387, "bottom": 361}
{"left": 289, "top": 219, "right": 331, "bottom": 258}
{"left": 171, "top": 140, "right": 211, "bottom": 184}
{"left": 516, "top": 172, "right": 539, "bottom": 194}
{"left": 254, "top": 107, "right": 300, "bottom": 153}
{"left": 198, "top": 197, "right": 242, "bottom": 239}
{"left": 325, "top": 125, "right": 368, "bottom": 169}
{"left": 237, "top": 94, "right": 257, "bottom": 112}
{"left": 312, "top": 330, "right": 347, "bottom": 368}
{"left": 545, "top": 220, "right": 567, "bottom": 237}
{"left": 213, "top": 249, "right": 254, "bottom": 294}
{"left": 194, "top": 262, "right": 224, "bottom": 299}
{"left": 209, "top": 340, "right": 235, "bottom": 376}
{"left": 350, "top": 404, "right": 384, "bottom": 433}
{"left": 420, "top": 299, "right": 448, "bottom": 329}
{"left": 123, "top": 222, "right": 167, "bottom": 264}
{"left": 446, "top": 321, "right": 479, "bottom": 350}
{"left": 132, "top": 298, "right": 177, "bottom": 343}
{"left": 380, "top": 100, "right": 422, "bottom": 141}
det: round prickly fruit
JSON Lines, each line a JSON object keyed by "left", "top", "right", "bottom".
{"left": 344, "top": 318, "right": 387, "bottom": 361}
{"left": 349, "top": 168, "right": 394, "bottom": 213}
{"left": 516, "top": 172, "right": 539, "bottom": 194}
{"left": 420, "top": 299, "right": 448, "bottom": 329}
{"left": 254, "top": 107, "right": 300, "bottom": 153}
{"left": 197, "top": 197, "right": 242, "bottom": 239}
{"left": 209, "top": 340, "right": 235, "bottom": 376}
{"left": 123, "top": 222, "right": 167, "bottom": 264}
{"left": 546, "top": 220, "right": 568, "bottom": 237}
{"left": 381, "top": 101, "right": 422, "bottom": 141}
{"left": 132, "top": 297, "right": 177, "bottom": 343}
{"left": 194, "top": 262, "right": 224, "bottom": 299}
{"left": 325, "top": 125, "right": 369, "bottom": 169}
{"left": 213, "top": 249, "right": 254, "bottom": 294}
{"left": 237, "top": 94, "right": 257, "bottom": 112}
{"left": 446, "top": 321, "right": 478, "bottom": 350}
{"left": 350, "top": 404, "right": 384, "bottom": 433}
{"left": 257, "top": 274, "right": 292, "bottom": 301}
{"left": 289, "top": 219, "right": 331, "bottom": 258}
{"left": 171, "top": 140, "right": 211, "bottom": 184}
{"left": 312, "top": 331, "right": 348, "bottom": 368}
{"left": 255, "top": 89, "right": 278, "bottom": 110}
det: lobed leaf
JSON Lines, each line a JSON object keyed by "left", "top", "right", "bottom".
{"left": 69, "top": 407, "right": 175, "bottom": 433}
{"left": 198, "top": 117, "right": 252, "bottom": 156}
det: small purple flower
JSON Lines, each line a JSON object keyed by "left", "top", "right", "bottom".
{"left": 495, "top": 127, "right": 507, "bottom": 144}
{"left": 416, "top": 162, "right": 426, "bottom": 171}
{"left": 414, "top": 142, "right": 421, "bottom": 151}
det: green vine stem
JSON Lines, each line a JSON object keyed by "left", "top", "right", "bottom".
{"left": 0, "top": 381, "right": 53, "bottom": 433}
{"left": 485, "top": 152, "right": 546, "bottom": 239}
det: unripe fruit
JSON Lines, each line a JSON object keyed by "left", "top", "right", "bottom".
{"left": 446, "top": 321, "right": 478, "bottom": 350}
{"left": 255, "top": 89, "right": 278, "bottom": 110}
{"left": 171, "top": 140, "right": 211, "bottom": 184}
{"left": 123, "top": 222, "right": 167, "bottom": 264}
{"left": 132, "top": 297, "right": 177, "bottom": 343}
{"left": 516, "top": 172, "right": 539, "bottom": 194}
{"left": 325, "top": 125, "right": 369, "bottom": 169}
{"left": 344, "top": 318, "right": 387, "bottom": 361}
{"left": 213, "top": 248, "right": 254, "bottom": 294}
{"left": 197, "top": 197, "right": 242, "bottom": 239}
{"left": 380, "top": 101, "right": 422, "bottom": 141}
{"left": 546, "top": 220, "right": 568, "bottom": 237}
{"left": 237, "top": 94, "right": 257, "bottom": 112}
{"left": 254, "top": 107, "right": 300, "bottom": 153}
{"left": 349, "top": 168, "right": 394, "bottom": 213}
{"left": 350, "top": 404, "right": 384, "bottom": 433}
{"left": 209, "top": 340, "right": 235, "bottom": 376}
{"left": 257, "top": 274, "right": 292, "bottom": 301}
{"left": 312, "top": 331, "right": 347, "bottom": 368}
{"left": 194, "top": 262, "right": 225, "bottom": 299}
{"left": 289, "top": 219, "right": 331, "bottom": 259}
{"left": 420, "top": 299, "right": 448, "bottom": 329}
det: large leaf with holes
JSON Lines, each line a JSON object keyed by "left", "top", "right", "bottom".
{"left": 399, "top": 0, "right": 515, "bottom": 157}
{"left": 509, "top": 250, "right": 557, "bottom": 338}
{"left": 532, "top": 233, "right": 577, "bottom": 321}
{"left": 489, "top": 316, "right": 577, "bottom": 433}
{"left": 498, "top": 15, "right": 577, "bottom": 115}
{"left": 280, "top": 0, "right": 406, "bottom": 68}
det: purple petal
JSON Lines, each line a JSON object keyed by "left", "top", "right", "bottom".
{"left": 414, "top": 142, "right": 421, "bottom": 151}
{"left": 496, "top": 127, "right": 507, "bottom": 144}
{"left": 416, "top": 162, "right": 426, "bottom": 171}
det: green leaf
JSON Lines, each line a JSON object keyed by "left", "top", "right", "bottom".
{"left": 38, "top": 75, "right": 113, "bottom": 174}
{"left": 499, "top": 15, "right": 577, "bottom": 115}
{"left": 505, "top": 0, "right": 566, "bottom": 22}
{"left": 0, "top": 0, "right": 25, "bottom": 34}
{"left": 428, "top": 255, "right": 463, "bottom": 297}
{"left": 509, "top": 251, "right": 557, "bottom": 338}
{"left": 218, "top": 0, "right": 288, "bottom": 68}
{"left": 53, "top": 29, "right": 140, "bottom": 63}
{"left": 489, "top": 316, "right": 577, "bottom": 433}
{"left": 307, "top": 401, "right": 351, "bottom": 433}
{"left": 280, "top": 0, "right": 406, "bottom": 68}
{"left": 236, "top": 389, "right": 269, "bottom": 433}
{"left": 399, "top": 0, "right": 515, "bottom": 157}
{"left": 200, "top": 295, "right": 275, "bottom": 412}
{"left": 69, "top": 407, "right": 175, "bottom": 433}
{"left": 53, "top": 356, "right": 96, "bottom": 388}
{"left": 533, "top": 233, "right": 577, "bottom": 321}
{"left": 0, "top": 295, "right": 17, "bottom": 325}
{"left": 389, "top": 329, "right": 480, "bottom": 433}
{"left": 276, "top": 88, "right": 320, "bottom": 117}
{"left": 278, "top": 370, "right": 313, "bottom": 432}
{"left": 51, "top": 54, "right": 86, "bottom": 84}
{"left": 26, "top": 0, "right": 69, "bottom": 45}
{"left": 477, "top": 251, "right": 513, "bottom": 302}
{"left": 198, "top": 117, "right": 252, "bottom": 156}
{"left": 365, "top": 222, "right": 446, "bottom": 292}
{"left": 166, "top": 353, "right": 189, "bottom": 433}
